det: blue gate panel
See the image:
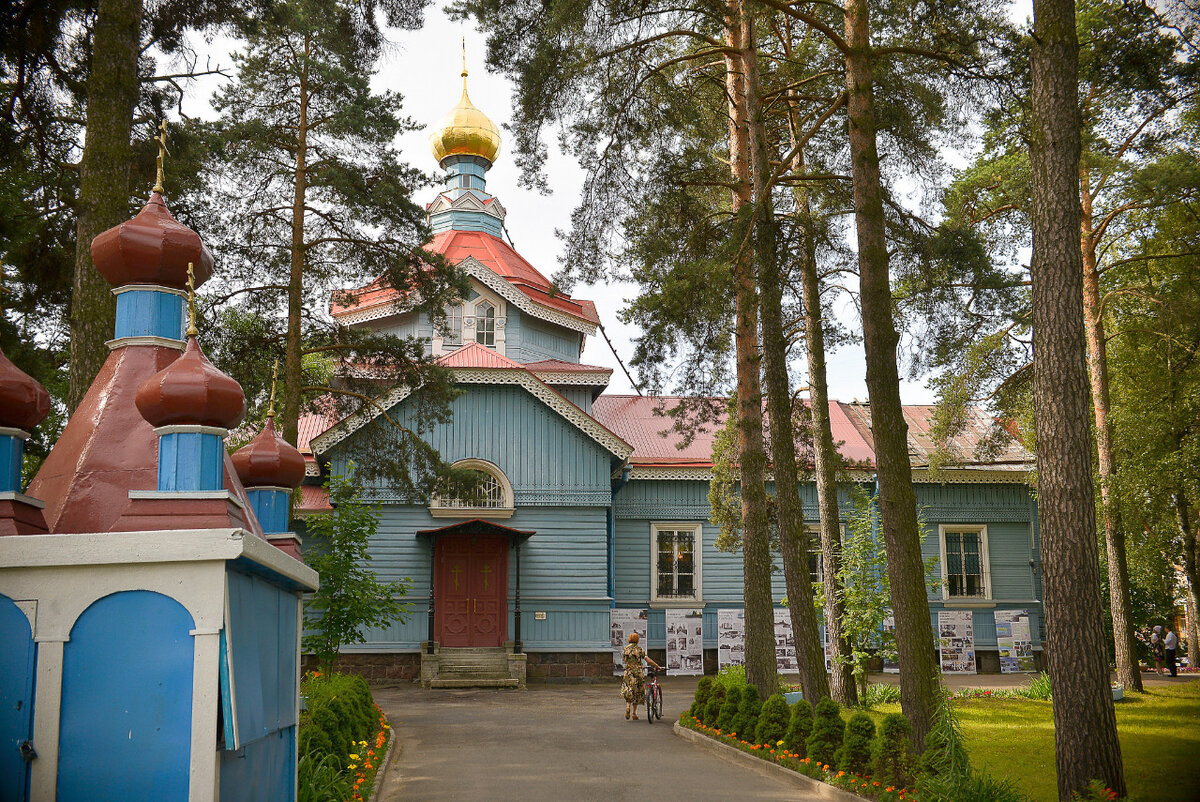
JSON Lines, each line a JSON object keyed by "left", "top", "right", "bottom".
{"left": 218, "top": 726, "right": 295, "bottom": 802}
{"left": 0, "top": 595, "right": 35, "bottom": 802}
{"left": 58, "top": 591, "right": 195, "bottom": 802}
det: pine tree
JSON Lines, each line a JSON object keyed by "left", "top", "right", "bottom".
{"left": 837, "top": 712, "right": 875, "bottom": 774}
{"left": 731, "top": 683, "right": 763, "bottom": 741}
{"left": 784, "top": 698, "right": 814, "bottom": 757}
{"left": 872, "top": 713, "right": 914, "bottom": 788}
{"left": 805, "top": 696, "right": 844, "bottom": 767}
{"left": 754, "top": 693, "right": 791, "bottom": 746}
{"left": 704, "top": 684, "right": 728, "bottom": 727}
{"left": 690, "top": 676, "right": 715, "bottom": 719}
{"left": 717, "top": 685, "right": 742, "bottom": 733}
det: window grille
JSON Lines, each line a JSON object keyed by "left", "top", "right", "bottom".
{"left": 945, "top": 529, "right": 986, "bottom": 598}
{"left": 655, "top": 528, "right": 697, "bottom": 599}
{"left": 476, "top": 302, "right": 496, "bottom": 347}
{"left": 444, "top": 305, "right": 463, "bottom": 345}
{"left": 431, "top": 470, "right": 506, "bottom": 510}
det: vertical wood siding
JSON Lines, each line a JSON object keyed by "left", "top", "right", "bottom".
{"left": 504, "top": 307, "right": 583, "bottom": 363}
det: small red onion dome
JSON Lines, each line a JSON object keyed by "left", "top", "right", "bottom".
{"left": 0, "top": 347, "right": 50, "bottom": 431}
{"left": 135, "top": 337, "right": 245, "bottom": 429}
{"left": 231, "top": 416, "right": 306, "bottom": 489}
{"left": 91, "top": 192, "right": 214, "bottom": 290}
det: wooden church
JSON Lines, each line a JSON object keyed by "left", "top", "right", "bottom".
{"left": 295, "top": 71, "right": 1043, "bottom": 686}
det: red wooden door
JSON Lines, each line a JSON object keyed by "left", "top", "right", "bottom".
{"left": 435, "top": 534, "right": 507, "bottom": 647}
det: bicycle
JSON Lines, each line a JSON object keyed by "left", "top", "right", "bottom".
{"left": 645, "top": 666, "right": 665, "bottom": 723}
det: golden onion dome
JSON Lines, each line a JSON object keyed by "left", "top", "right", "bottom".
{"left": 429, "top": 70, "right": 502, "bottom": 165}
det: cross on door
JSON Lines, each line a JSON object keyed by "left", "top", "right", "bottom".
{"left": 450, "top": 564, "right": 463, "bottom": 591}
{"left": 480, "top": 563, "right": 492, "bottom": 591}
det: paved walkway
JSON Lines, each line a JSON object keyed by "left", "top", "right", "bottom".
{"left": 372, "top": 677, "right": 820, "bottom": 801}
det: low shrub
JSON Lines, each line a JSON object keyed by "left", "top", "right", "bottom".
{"left": 805, "top": 696, "right": 844, "bottom": 766}
{"left": 717, "top": 684, "right": 744, "bottom": 732}
{"left": 754, "top": 693, "right": 790, "bottom": 746}
{"left": 859, "top": 682, "right": 902, "bottom": 707}
{"left": 917, "top": 767, "right": 1030, "bottom": 802}
{"left": 836, "top": 712, "right": 875, "bottom": 774}
{"left": 703, "top": 683, "right": 727, "bottom": 726}
{"left": 783, "top": 698, "right": 813, "bottom": 757}
{"left": 920, "top": 694, "right": 970, "bottom": 779}
{"left": 1017, "top": 672, "right": 1052, "bottom": 700}
{"left": 731, "top": 685, "right": 762, "bottom": 740}
{"left": 1069, "top": 780, "right": 1120, "bottom": 802}
{"left": 715, "top": 663, "right": 746, "bottom": 689}
{"left": 691, "top": 676, "right": 715, "bottom": 718}
{"left": 297, "top": 752, "right": 353, "bottom": 802}
{"left": 300, "top": 672, "right": 376, "bottom": 766}
{"left": 872, "top": 712, "right": 914, "bottom": 788}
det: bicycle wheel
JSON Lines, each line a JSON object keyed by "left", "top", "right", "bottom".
{"left": 646, "top": 686, "right": 656, "bottom": 724}
{"left": 653, "top": 685, "right": 663, "bottom": 720}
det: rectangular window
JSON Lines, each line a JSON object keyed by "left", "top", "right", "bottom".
{"left": 942, "top": 526, "right": 990, "bottom": 599}
{"left": 652, "top": 524, "right": 701, "bottom": 603}
{"left": 475, "top": 302, "right": 496, "bottom": 347}
{"left": 444, "top": 306, "right": 462, "bottom": 345}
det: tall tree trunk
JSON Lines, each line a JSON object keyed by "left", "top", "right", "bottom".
{"left": 69, "top": 0, "right": 143, "bottom": 409}
{"left": 283, "top": 33, "right": 311, "bottom": 448}
{"left": 1080, "top": 174, "right": 1142, "bottom": 693}
{"left": 795, "top": 187, "right": 857, "bottom": 707}
{"left": 1030, "top": 1, "right": 1126, "bottom": 797}
{"left": 742, "top": 13, "right": 830, "bottom": 704}
{"left": 1176, "top": 495, "right": 1200, "bottom": 669}
{"left": 843, "top": 0, "right": 938, "bottom": 748}
{"left": 724, "top": 0, "right": 776, "bottom": 699}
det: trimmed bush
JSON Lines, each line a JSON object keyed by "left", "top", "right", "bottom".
{"left": 690, "top": 676, "right": 715, "bottom": 718}
{"left": 837, "top": 712, "right": 875, "bottom": 774}
{"left": 703, "top": 684, "right": 727, "bottom": 726}
{"left": 805, "top": 696, "right": 845, "bottom": 766}
{"left": 717, "top": 684, "right": 743, "bottom": 732}
{"left": 872, "top": 712, "right": 914, "bottom": 788}
{"left": 783, "top": 699, "right": 814, "bottom": 757}
{"left": 754, "top": 693, "right": 791, "bottom": 746}
{"left": 731, "top": 685, "right": 762, "bottom": 740}
{"left": 299, "top": 672, "right": 377, "bottom": 766}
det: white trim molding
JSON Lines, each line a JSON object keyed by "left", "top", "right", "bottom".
{"left": 429, "top": 458, "right": 516, "bottom": 519}
{"left": 938, "top": 524, "right": 992, "bottom": 602}
{"left": 649, "top": 522, "right": 703, "bottom": 607}
{"left": 458, "top": 256, "right": 598, "bottom": 336}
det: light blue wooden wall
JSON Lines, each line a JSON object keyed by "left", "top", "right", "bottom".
{"left": 332, "top": 505, "right": 612, "bottom": 652}
{"left": 371, "top": 311, "right": 432, "bottom": 343}
{"left": 330, "top": 384, "right": 615, "bottom": 506}
{"left": 505, "top": 307, "right": 583, "bottom": 363}
{"left": 554, "top": 386, "right": 594, "bottom": 413}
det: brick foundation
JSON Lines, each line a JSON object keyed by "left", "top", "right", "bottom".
{"left": 525, "top": 652, "right": 613, "bottom": 682}
{"left": 301, "top": 653, "right": 422, "bottom": 682}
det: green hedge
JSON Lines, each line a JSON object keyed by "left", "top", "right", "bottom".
{"left": 299, "top": 672, "right": 377, "bottom": 767}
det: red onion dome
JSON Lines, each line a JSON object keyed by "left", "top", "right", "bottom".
{"left": 231, "top": 416, "right": 306, "bottom": 489}
{"left": 91, "top": 192, "right": 214, "bottom": 291}
{"left": 135, "top": 337, "right": 245, "bottom": 429}
{"left": 0, "top": 347, "right": 50, "bottom": 431}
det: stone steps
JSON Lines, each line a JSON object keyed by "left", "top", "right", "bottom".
{"left": 429, "top": 677, "right": 520, "bottom": 689}
{"left": 428, "top": 647, "right": 517, "bottom": 688}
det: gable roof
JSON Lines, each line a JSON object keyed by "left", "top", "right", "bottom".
{"left": 309, "top": 342, "right": 632, "bottom": 460}
{"left": 330, "top": 230, "right": 600, "bottom": 332}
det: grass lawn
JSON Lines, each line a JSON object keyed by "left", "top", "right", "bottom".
{"left": 870, "top": 680, "right": 1200, "bottom": 801}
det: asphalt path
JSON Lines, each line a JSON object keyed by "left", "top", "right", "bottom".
{"left": 372, "top": 676, "right": 820, "bottom": 801}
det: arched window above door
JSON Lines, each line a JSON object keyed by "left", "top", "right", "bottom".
{"left": 430, "top": 459, "right": 514, "bottom": 518}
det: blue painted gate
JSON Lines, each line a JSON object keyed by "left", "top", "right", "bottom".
{"left": 57, "top": 591, "right": 195, "bottom": 801}
{"left": 0, "top": 594, "right": 35, "bottom": 802}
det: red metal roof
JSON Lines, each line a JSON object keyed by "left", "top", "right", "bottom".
{"left": 331, "top": 230, "right": 600, "bottom": 326}
{"left": 296, "top": 484, "right": 332, "bottom": 513}
{"left": 436, "top": 341, "right": 527, "bottom": 370}
{"left": 591, "top": 396, "right": 722, "bottom": 465}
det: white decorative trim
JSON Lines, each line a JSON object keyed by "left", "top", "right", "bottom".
{"left": 128, "top": 489, "right": 245, "bottom": 510}
{"left": 530, "top": 369, "right": 612, "bottom": 387}
{"left": 107, "top": 335, "right": 186, "bottom": 351}
{"left": 0, "top": 426, "right": 30, "bottom": 440}
{"left": 626, "top": 466, "right": 714, "bottom": 481}
{"left": 458, "top": 256, "right": 598, "bottom": 336}
{"left": 112, "top": 283, "right": 188, "bottom": 298}
{"left": 429, "top": 507, "right": 515, "bottom": 519}
{"left": 305, "top": 460, "right": 321, "bottom": 476}
{"left": 427, "top": 191, "right": 507, "bottom": 222}
{"left": 153, "top": 424, "right": 229, "bottom": 437}
{"left": 0, "top": 491, "right": 45, "bottom": 509}
{"left": 189, "top": 627, "right": 222, "bottom": 636}
{"left": 429, "top": 458, "right": 515, "bottom": 517}
{"left": 246, "top": 485, "right": 291, "bottom": 494}
{"left": 311, "top": 367, "right": 633, "bottom": 459}
{"left": 331, "top": 303, "right": 404, "bottom": 327}
{"left": 911, "top": 468, "right": 1033, "bottom": 484}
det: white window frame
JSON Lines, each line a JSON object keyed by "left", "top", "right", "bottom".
{"left": 443, "top": 304, "right": 463, "bottom": 346}
{"left": 650, "top": 523, "right": 703, "bottom": 606}
{"left": 429, "top": 458, "right": 514, "bottom": 519}
{"left": 939, "top": 524, "right": 992, "bottom": 601}
{"left": 475, "top": 301, "right": 496, "bottom": 347}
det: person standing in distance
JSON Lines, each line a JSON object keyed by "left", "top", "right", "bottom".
{"left": 1164, "top": 625, "right": 1178, "bottom": 677}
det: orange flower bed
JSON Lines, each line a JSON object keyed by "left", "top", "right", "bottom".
{"left": 347, "top": 703, "right": 393, "bottom": 802}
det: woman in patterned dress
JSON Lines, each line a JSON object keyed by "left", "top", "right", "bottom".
{"left": 621, "top": 632, "right": 661, "bottom": 720}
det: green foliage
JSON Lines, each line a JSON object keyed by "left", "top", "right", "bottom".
{"left": 714, "top": 663, "right": 746, "bottom": 690}
{"left": 1016, "top": 672, "right": 1052, "bottom": 701}
{"left": 860, "top": 682, "right": 903, "bottom": 707}
{"left": 921, "top": 694, "right": 971, "bottom": 779}
{"left": 836, "top": 712, "right": 876, "bottom": 774}
{"left": 917, "top": 770, "right": 1030, "bottom": 802}
{"left": 731, "top": 684, "right": 762, "bottom": 740}
{"left": 299, "top": 672, "right": 376, "bottom": 767}
{"left": 303, "top": 471, "right": 412, "bottom": 671}
{"left": 702, "top": 684, "right": 727, "bottom": 727}
{"left": 690, "top": 676, "right": 714, "bottom": 718}
{"left": 708, "top": 404, "right": 743, "bottom": 552}
{"left": 716, "top": 684, "right": 742, "bottom": 732}
{"left": 1070, "top": 779, "right": 1121, "bottom": 802}
{"left": 872, "top": 713, "right": 915, "bottom": 788}
{"left": 805, "top": 696, "right": 845, "bottom": 766}
{"left": 783, "top": 699, "right": 814, "bottom": 757}
{"left": 297, "top": 751, "right": 353, "bottom": 802}
{"left": 754, "top": 693, "right": 790, "bottom": 746}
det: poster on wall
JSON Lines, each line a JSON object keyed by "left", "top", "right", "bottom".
{"left": 995, "top": 609, "right": 1036, "bottom": 673}
{"left": 611, "top": 609, "right": 648, "bottom": 676}
{"left": 774, "top": 608, "right": 798, "bottom": 673}
{"left": 881, "top": 615, "right": 900, "bottom": 673}
{"left": 717, "top": 609, "right": 745, "bottom": 670}
{"left": 666, "top": 609, "right": 705, "bottom": 675}
{"left": 937, "top": 610, "right": 977, "bottom": 674}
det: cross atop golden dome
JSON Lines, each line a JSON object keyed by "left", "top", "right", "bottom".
{"left": 429, "top": 41, "right": 501, "bottom": 165}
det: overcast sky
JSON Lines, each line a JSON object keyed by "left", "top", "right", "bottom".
{"left": 182, "top": 1, "right": 1035, "bottom": 402}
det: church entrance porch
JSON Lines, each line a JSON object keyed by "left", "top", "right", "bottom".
{"left": 434, "top": 533, "right": 507, "bottom": 648}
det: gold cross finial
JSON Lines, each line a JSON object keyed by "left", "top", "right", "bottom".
{"left": 153, "top": 119, "right": 170, "bottom": 194}
{"left": 267, "top": 359, "right": 279, "bottom": 418}
{"left": 185, "top": 262, "right": 198, "bottom": 337}
{"left": 462, "top": 36, "right": 468, "bottom": 79}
